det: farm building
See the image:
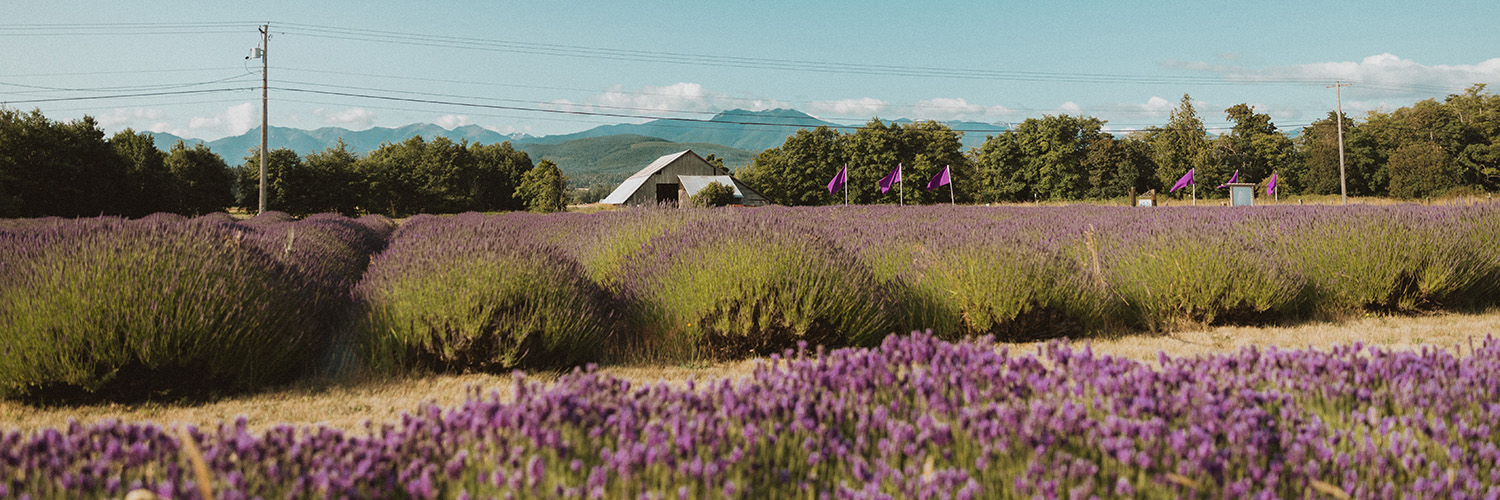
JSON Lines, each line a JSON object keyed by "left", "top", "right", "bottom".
{"left": 600, "top": 150, "right": 769, "bottom": 206}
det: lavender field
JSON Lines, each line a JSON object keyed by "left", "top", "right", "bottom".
{"left": 4, "top": 204, "right": 1500, "bottom": 395}
{"left": 3, "top": 205, "right": 1500, "bottom": 497}
{"left": 5, "top": 332, "right": 1500, "bottom": 498}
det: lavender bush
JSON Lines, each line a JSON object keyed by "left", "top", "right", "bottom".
{"left": 354, "top": 213, "right": 616, "bottom": 373}
{"left": 5, "top": 332, "right": 1500, "bottom": 498}
{"left": 0, "top": 213, "right": 385, "bottom": 401}
{"left": 618, "top": 214, "right": 894, "bottom": 360}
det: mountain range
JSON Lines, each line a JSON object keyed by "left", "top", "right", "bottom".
{"left": 148, "top": 108, "right": 1010, "bottom": 185}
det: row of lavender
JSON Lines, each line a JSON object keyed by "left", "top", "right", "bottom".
{"left": 0, "top": 212, "right": 394, "bottom": 401}
{"left": 6, "top": 332, "right": 1499, "bottom": 498}
{"left": 480, "top": 204, "right": 1500, "bottom": 365}
{"left": 4, "top": 205, "right": 1499, "bottom": 396}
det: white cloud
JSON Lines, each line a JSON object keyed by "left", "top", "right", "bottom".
{"left": 186, "top": 103, "right": 257, "bottom": 138}
{"left": 907, "top": 97, "right": 1011, "bottom": 121}
{"left": 1142, "top": 96, "right": 1173, "bottom": 118}
{"left": 434, "top": 114, "right": 474, "bottom": 129}
{"left": 809, "top": 97, "right": 888, "bottom": 116}
{"left": 1174, "top": 53, "right": 1500, "bottom": 97}
{"left": 314, "top": 107, "right": 376, "bottom": 128}
{"left": 590, "top": 82, "right": 792, "bottom": 116}
{"left": 95, "top": 108, "right": 165, "bottom": 129}
{"left": 481, "top": 124, "right": 533, "bottom": 136}
{"left": 1057, "top": 101, "right": 1083, "bottom": 115}
{"left": 598, "top": 82, "right": 714, "bottom": 114}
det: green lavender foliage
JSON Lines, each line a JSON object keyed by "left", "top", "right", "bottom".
{"left": 0, "top": 213, "right": 383, "bottom": 400}
{"left": 355, "top": 213, "right": 616, "bottom": 373}
{"left": 618, "top": 214, "right": 894, "bottom": 360}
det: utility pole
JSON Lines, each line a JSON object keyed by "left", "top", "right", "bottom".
{"left": 258, "top": 24, "right": 269, "bottom": 214}
{"left": 1328, "top": 81, "right": 1351, "bottom": 205}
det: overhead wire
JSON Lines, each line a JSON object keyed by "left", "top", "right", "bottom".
{"left": 3, "top": 21, "right": 1476, "bottom": 137}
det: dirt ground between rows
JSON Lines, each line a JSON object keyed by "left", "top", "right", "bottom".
{"left": 3, "top": 309, "right": 1497, "bottom": 434}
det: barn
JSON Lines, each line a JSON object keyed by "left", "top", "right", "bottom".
{"left": 600, "top": 150, "right": 769, "bottom": 206}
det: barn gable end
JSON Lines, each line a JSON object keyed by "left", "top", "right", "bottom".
{"left": 600, "top": 150, "right": 768, "bottom": 206}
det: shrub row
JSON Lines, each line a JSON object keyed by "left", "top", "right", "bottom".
{"left": 9, "top": 332, "right": 1500, "bottom": 498}
{"left": 0, "top": 213, "right": 392, "bottom": 401}
{"left": 3, "top": 204, "right": 1499, "bottom": 398}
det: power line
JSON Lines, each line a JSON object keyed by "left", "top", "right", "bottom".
{"left": 3, "top": 88, "right": 255, "bottom": 104}
{"left": 0, "top": 72, "right": 257, "bottom": 94}
{"left": 276, "top": 86, "right": 1300, "bottom": 134}
{"left": 272, "top": 22, "right": 1478, "bottom": 95}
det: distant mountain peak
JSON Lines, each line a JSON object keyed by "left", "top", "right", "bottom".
{"left": 710, "top": 108, "right": 818, "bottom": 122}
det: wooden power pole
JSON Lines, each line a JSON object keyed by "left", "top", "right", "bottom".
{"left": 1328, "top": 81, "right": 1351, "bottom": 205}
{"left": 258, "top": 24, "right": 269, "bottom": 214}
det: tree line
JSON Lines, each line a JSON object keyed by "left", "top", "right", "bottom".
{"left": 741, "top": 84, "right": 1500, "bottom": 204}
{"left": 0, "top": 107, "right": 567, "bottom": 218}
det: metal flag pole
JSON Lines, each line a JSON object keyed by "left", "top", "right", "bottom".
{"left": 844, "top": 164, "right": 848, "bottom": 205}
{"left": 899, "top": 163, "right": 904, "bottom": 206}
{"left": 948, "top": 165, "right": 955, "bottom": 205}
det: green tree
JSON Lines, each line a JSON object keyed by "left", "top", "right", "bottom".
{"left": 573, "top": 183, "right": 614, "bottom": 204}
{"left": 904, "top": 121, "right": 971, "bottom": 204}
{"left": 1150, "top": 94, "right": 1216, "bottom": 199}
{"left": 740, "top": 126, "right": 846, "bottom": 206}
{"left": 1082, "top": 133, "right": 1156, "bottom": 199}
{"left": 516, "top": 159, "right": 567, "bottom": 213}
{"left": 1445, "top": 84, "right": 1500, "bottom": 190}
{"left": 110, "top": 129, "right": 174, "bottom": 216}
{"left": 1387, "top": 142, "right": 1461, "bottom": 199}
{"left": 1217, "top": 104, "right": 1294, "bottom": 189}
{"left": 702, "top": 153, "right": 729, "bottom": 174}
{"left": 468, "top": 141, "right": 534, "bottom": 211}
{"left": 164, "top": 141, "right": 233, "bottom": 216}
{"left": 691, "top": 181, "right": 737, "bottom": 207}
{"left": 972, "top": 114, "right": 1105, "bottom": 202}
{"left": 235, "top": 147, "right": 304, "bottom": 214}
{"left": 356, "top": 136, "right": 477, "bottom": 216}
{"left": 971, "top": 130, "right": 1027, "bottom": 202}
{"left": 1292, "top": 112, "right": 1361, "bottom": 195}
{"left": 302, "top": 139, "right": 363, "bottom": 215}
{"left": 0, "top": 109, "right": 124, "bottom": 217}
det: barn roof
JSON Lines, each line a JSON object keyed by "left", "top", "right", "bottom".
{"left": 678, "top": 175, "right": 745, "bottom": 198}
{"left": 625, "top": 150, "right": 695, "bottom": 180}
{"left": 599, "top": 177, "right": 649, "bottom": 205}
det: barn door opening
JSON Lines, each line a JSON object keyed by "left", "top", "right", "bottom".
{"left": 655, "top": 183, "right": 680, "bottom": 205}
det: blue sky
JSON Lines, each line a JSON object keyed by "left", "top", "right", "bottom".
{"left": 4, "top": 1, "right": 1499, "bottom": 141}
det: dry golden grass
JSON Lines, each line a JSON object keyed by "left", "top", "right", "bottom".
{"left": 1007, "top": 309, "right": 1500, "bottom": 363}
{"left": 2, "top": 310, "right": 1496, "bottom": 434}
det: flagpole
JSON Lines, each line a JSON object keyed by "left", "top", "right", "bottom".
{"left": 1192, "top": 183, "right": 1196, "bottom": 206}
{"left": 899, "top": 164, "right": 904, "bottom": 206}
{"left": 947, "top": 165, "right": 954, "bottom": 205}
{"left": 844, "top": 164, "right": 848, "bottom": 206}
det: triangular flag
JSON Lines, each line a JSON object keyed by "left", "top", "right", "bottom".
{"left": 926, "top": 165, "right": 951, "bottom": 191}
{"left": 1217, "top": 170, "right": 1240, "bottom": 188}
{"left": 1170, "top": 168, "right": 1195, "bottom": 192}
{"left": 827, "top": 164, "right": 848, "bottom": 194}
{"left": 878, "top": 164, "right": 902, "bottom": 194}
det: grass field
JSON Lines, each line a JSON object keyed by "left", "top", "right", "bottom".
{"left": 3, "top": 308, "right": 1493, "bottom": 435}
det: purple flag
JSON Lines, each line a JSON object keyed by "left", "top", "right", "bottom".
{"left": 926, "top": 165, "right": 951, "bottom": 191}
{"left": 827, "top": 164, "right": 848, "bottom": 194}
{"left": 1217, "top": 170, "right": 1240, "bottom": 188}
{"left": 1169, "top": 168, "right": 1195, "bottom": 192}
{"left": 1267, "top": 172, "right": 1278, "bottom": 196}
{"left": 878, "top": 164, "right": 902, "bottom": 194}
